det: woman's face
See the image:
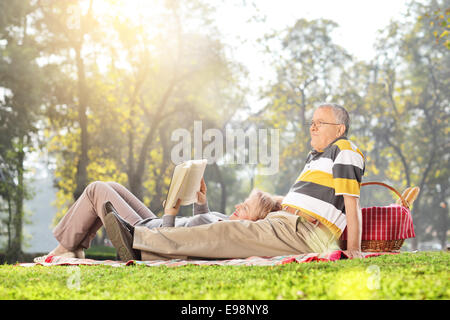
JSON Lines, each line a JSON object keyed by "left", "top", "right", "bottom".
{"left": 230, "top": 194, "right": 260, "bottom": 221}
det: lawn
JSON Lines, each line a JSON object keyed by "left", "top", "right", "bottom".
{"left": 0, "top": 251, "right": 448, "bottom": 300}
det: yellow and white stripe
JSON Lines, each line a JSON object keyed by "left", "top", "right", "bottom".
{"left": 282, "top": 192, "right": 347, "bottom": 237}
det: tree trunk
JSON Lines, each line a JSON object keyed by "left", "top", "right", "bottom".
{"left": 129, "top": 123, "right": 158, "bottom": 200}
{"left": 7, "top": 196, "right": 12, "bottom": 251}
{"left": 438, "top": 194, "right": 448, "bottom": 251}
{"left": 212, "top": 162, "right": 227, "bottom": 214}
{"left": 384, "top": 135, "right": 411, "bottom": 187}
{"left": 7, "top": 141, "right": 25, "bottom": 263}
{"left": 73, "top": 45, "right": 89, "bottom": 201}
{"left": 410, "top": 208, "right": 419, "bottom": 251}
{"left": 129, "top": 81, "right": 176, "bottom": 200}
{"left": 149, "top": 127, "right": 171, "bottom": 214}
{"left": 438, "top": 209, "right": 448, "bottom": 251}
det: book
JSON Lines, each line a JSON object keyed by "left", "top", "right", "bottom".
{"left": 163, "top": 159, "right": 208, "bottom": 209}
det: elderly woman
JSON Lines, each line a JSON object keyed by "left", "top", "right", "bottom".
{"left": 104, "top": 179, "right": 283, "bottom": 261}
{"left": 34, "top": 178, "right": 282, "bottom": 262}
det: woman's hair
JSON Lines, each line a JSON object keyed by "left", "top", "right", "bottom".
{"left": 248, "top": 189, "right": 283, "bottom": 221}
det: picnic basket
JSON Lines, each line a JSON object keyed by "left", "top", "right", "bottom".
{"left": 338, "top": 181, "right": 413, "bottom": 252}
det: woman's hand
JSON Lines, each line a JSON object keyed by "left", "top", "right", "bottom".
{"left": 197, "top": 178, "right": 207, "bottom": 205}
{"left": 164, "top": 198, "right": 181, "bottom": 216}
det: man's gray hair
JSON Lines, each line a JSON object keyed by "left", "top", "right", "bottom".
{"left": 318, "top": 103, "right": 350, "bottom": 136}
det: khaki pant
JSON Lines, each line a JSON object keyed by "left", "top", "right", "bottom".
{"left": 53, "top": 181, "right": 157, "bottom": 251}
{"left": 133, "top": 211, "right": 339, "bottom": 260}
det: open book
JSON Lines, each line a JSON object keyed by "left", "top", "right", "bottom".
{"left": 164, "top": 159, "right": 208, "bottom": 209}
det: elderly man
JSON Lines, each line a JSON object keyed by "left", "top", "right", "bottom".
{"left": 106, "top": 103, "right": 365, "bottom": 260}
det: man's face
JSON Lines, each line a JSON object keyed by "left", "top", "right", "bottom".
{"left": 309, "top": 107, "right": 344, "bottom": 151}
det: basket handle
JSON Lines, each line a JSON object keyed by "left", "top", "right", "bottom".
{"left": 361, "top": 182, "right": 409, "bottom": 209}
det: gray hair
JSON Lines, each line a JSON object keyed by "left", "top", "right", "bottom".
{"left": 317, "top": 103, "right": 350, "bottom": 136}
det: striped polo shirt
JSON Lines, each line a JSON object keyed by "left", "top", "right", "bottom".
{"left": 282, "top": 136, "right": 365, "bottom": 238}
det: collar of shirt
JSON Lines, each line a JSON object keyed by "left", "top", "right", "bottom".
{"left": 310, "top": 135, "right": 347, "bottom": 155}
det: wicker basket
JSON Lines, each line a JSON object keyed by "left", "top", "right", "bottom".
{"left": 339, "top": 239, "right": 405, "bottom": 252}
{"left": 339, "top": 182, "right": 409, "bottom": 252}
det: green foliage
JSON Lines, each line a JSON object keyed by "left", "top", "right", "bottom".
{"left": 419, "top": 6, "right": 450, "bottom": 49}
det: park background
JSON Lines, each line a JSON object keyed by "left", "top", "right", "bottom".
{"left": 0, "top": 0, "right": 448, "bottom": 264}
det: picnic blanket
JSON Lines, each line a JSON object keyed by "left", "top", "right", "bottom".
{"left": 17, "top": 250, "right": 398, "bottom": 268}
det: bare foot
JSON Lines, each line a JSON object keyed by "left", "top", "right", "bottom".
{"left": 74, "top": 247, "right": 85, "bottom": 259}
{"left": 34, "top": 244, "right": 85, "bottom": 263}
{"left": 49, "top": 243, "right": 73, "bottom": 256}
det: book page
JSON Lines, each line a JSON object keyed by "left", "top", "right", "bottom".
{"left": 179, "top": 159, "right": 207, "bottom": 206}
{"left": 164, "top": 162, "right": 190, "bottom": 209}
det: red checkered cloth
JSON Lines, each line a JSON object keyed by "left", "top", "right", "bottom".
{"left": 340, "top": 204, "right": 415, "bottom": 241}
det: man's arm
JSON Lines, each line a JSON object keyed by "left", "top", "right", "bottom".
{"left": 343, "top": 195, "right": 363, "bottom": 259}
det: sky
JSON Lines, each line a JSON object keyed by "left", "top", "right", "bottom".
{"left": 214, "top": 0, "right": 410, "bottom": 106}
{"left": 221, "top": 0, "right": 410, "bottom": 61}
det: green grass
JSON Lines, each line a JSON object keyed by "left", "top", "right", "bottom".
{"left": 85, "top": 245, "right": 117, "bottom": 259}
{"left": 0, "top": 251, "right": 448, "bottom": 300}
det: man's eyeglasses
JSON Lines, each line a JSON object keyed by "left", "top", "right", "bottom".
{"left": 306, "top": 120, "right": 342, "bottom": 128}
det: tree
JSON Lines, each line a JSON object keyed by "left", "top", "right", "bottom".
{"left": 366, "top": 0, "right": 449, "bottom": 249}
{"left": 38, "top": 0, "right": 99, "bottom": 200}
{"left": 257, "top": 18, "right": 352, "bottom": 194}
{"left": 42, "top": 0, "right": 247, "bottom": 226}
{"left": 0, "top": 0, "right": 43, "bottom": 262}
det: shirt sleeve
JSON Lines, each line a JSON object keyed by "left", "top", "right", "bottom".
{"left": 193, "top": 201, "right": 210, "bottom": 215}
{"left": 332, "top": 149, "right": 365, "bottom": 197}
{"left": 161, "top": 215, "right": 176, "bottom": 227}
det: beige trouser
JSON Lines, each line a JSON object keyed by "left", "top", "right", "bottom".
{"left": 133, "top": 211, "right": 339, "bottom": 260}
{"left": 53, "top": 181, "right": 157, "bottom": 251}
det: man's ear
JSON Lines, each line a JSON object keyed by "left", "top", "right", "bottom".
{"left": 336, "top": 124, "right": 345, "bottom": 137}
{"left": 340, "top": 124, "right": 346, "bottom": 136}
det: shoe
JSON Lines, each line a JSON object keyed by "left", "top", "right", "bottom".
{"left": 104, "top": 201, "right": 135, "bottom": 234}
{"left": 103, "top": 202, "right": 141, "bottom": 261}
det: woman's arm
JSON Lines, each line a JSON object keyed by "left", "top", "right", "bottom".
{"left": 193, "top": 201, "right": 210, "bottom": 215}
{"left": 193, "top": 178, "right": 209, "bottom": 215}
{"left": 162, "top": 198, "right": 181, "bottom": 227}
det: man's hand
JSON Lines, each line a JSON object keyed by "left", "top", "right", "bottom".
{"left": 196, "top": 178, "right": 207, "bottom": 205}
{"left": 164, "top": 198, "right": 181, "bottom": 216}
{"left": 343, "top": 249, "right": 363, "bottom": 259}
